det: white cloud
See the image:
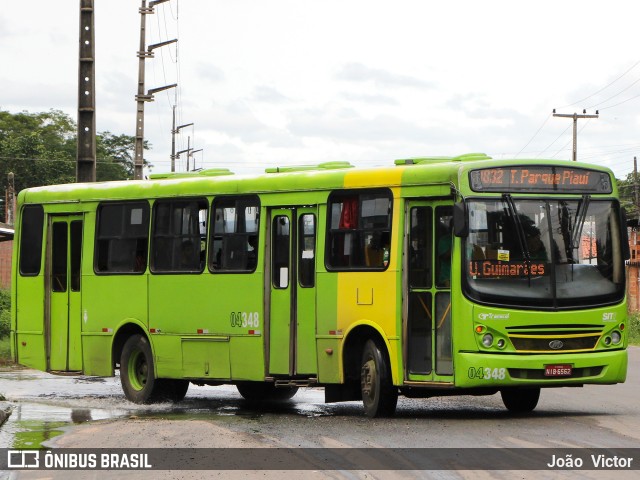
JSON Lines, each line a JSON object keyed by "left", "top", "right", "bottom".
{"left": 1, "top": 0, "right": 639, "bottom": 179}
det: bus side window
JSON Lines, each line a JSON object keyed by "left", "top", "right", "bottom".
{"left": 409, "top": 207, "right": 432, "bottom": 288}
{"left": 95, "top": 202, "right": 150, "bottom": 274}
{"left": 326, "top": 190, "right": 392, "bottom": 270}
{"left": 436, "top": 207, "right": 453, "bottom": 288}
{"left": 150, "top": 198, "right": 207, "bottom": 273}
{"left": 209, "top": 196, "right": 260, "bottom": 273}
{"left": 19, "top": 204, "right": 45, "bottom": 276}
{"left": 298, "top": 214, "right": 316, "bottom": 287}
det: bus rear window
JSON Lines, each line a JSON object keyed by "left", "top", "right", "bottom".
{"left": 19, "top": 204, "right": 44, "bottom": 276}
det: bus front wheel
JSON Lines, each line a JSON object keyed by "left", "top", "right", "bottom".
{"left": 360, "top": 339, "right": 398, "bottom": 417}
{"left": 500, "top": 387, "right": 540, "bottom": 413}
{"left": 120, "top": 334, "right": 162, "bottom": 404}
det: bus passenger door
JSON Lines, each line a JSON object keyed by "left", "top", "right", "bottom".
{"left": 405, "top": 202, "right": 453, "bottom": 383}
{"left": 46, "top": 215, "right": 83, "bottom": 372}
{"left": 268, "top": 207, "right": 318, "bottom": 377}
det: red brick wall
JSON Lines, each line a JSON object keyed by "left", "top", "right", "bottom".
{"left": 0, "top": 240, "right": 12, "bottom": 290}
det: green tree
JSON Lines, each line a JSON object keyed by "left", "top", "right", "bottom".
{"left": 0, "top": 110, "right": 76, "bottom": 193}
{"left": 96, "top": 131, "right": 144, "bottom": 180}
{"left": 617, "top": 173, "right": 639, "bottom": 221}
{"left": 0, "top": 109, "right": 151, "bottom": 200}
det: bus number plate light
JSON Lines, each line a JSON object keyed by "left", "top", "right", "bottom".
{"left": 544, "top": 364, "right": 572, "bottom": 377}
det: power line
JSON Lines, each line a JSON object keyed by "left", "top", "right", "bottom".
{"left": 586, "top": 76, "right": 640, "bottom": 110}
{"left": 536, "top": 124, "right": 571, "bottom": 158}
{"left": 560, "top": 59, "right": 640, "bottom": 108}
{"left": 515, "top": 113, "right": 551, "bottom": 158}
{"left": 598, "top": 92, "right": 640, "bottom": 111}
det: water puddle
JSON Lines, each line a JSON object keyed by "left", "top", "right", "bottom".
{"left": 0, "top": 367, "right": 334, "bottom": 448}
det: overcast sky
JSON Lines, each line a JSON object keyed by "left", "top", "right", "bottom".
{"left": 1, "top": 0, "right": 639, "bottom": 179}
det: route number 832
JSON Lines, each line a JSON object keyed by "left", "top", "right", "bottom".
{"left": 230, "top": 311, "right": 260, "bottom": 328}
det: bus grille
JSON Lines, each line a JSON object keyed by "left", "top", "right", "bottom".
{"left": 508, "top": 333, "right": 601, "bottom": 352}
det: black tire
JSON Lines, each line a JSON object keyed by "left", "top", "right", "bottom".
{"left": 236, "top": 382, "right": 298, "bottom": 401}
{"left": 360, "top": 339, "right": 398, "bottom": 417}
{"left": 500, "top": 387, "right": 541, "bottom": 413}
{"left": 120, "top": 334, "right": 162, "bottom": 404}
{"left": 157, "top": 379, "right": 190, "bottom": 403}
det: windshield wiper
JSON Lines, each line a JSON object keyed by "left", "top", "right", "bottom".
{"left": 502, "top": 194, "right": 532, "bottom": 283}
{"left": 570, "top": 194, "right": 591, "bottom": 259}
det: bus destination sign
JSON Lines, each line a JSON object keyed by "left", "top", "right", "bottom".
{"left": 469, "top": 166, "right": 612, "bottom": 194}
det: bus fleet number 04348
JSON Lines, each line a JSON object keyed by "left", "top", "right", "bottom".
{"left": 230, "top": 312, "right": 260, "bottom": 328}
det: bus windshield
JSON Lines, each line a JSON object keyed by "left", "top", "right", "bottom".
{"left": 463, "top": 198, "right": 625, "bottom": 308}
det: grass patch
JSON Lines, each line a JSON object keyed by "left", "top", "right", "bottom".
{"left": 0, "top": 335, "right": 14, "bottom": 367}
{"left": 627, "top": 311, "right": 640, "bottom": 346}
{"left": 0, "top": 336, "right": 11, "bottom": 365}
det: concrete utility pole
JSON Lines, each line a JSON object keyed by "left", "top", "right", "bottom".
{"left": 77, "top": 0, "right": 97, "bottom": 182}
{"left": 134, "top": 0, "right": 177, "bottom": 180}
{"left": 552, "top": 109, "right": 599, "bottom": 161}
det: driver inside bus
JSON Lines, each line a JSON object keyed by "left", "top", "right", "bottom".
{"left": 526, "top": 228, "right": 547, "bottom": 261}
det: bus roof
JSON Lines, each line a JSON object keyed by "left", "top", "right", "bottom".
{"left": 17, "top": 155, "right": 617, "bottom": 205}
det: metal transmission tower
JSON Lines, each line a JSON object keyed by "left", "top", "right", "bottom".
{"left": 552, "top": 109, "right": 599, "bottom": 161}
{"left": 77, "top": 0, "right": 96, "bottom": 182}
{"left": 175, "top": 135, "right": 202, "bottom": 172}
{"left": 134, "top": 0, "right": 177, "bottom": 180}
{"left": 170, "top": 105, "right": 193, "bottom": 172}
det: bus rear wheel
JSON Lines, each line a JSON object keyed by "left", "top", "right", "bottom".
{"left": 360, "top": 339, "right": 398, "bottom": 417}
{"left": 157, "top": 379, "right": 190, "bottom": 402}
{"left": 120, "top": 334, "right": 174, "bottom": 404}
{"left": 236, "top": 382, "right": 298, "bottom": 401}
{"left": 500, "top": 387, "right": 540, "bottom": 413}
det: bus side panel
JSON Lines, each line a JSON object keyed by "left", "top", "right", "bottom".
{"left": 149, "top": 274, "right": 264, "bottom": 381}
{"left": 315, "top": 271, "right": 339, "bottom": 383}
{"left": 81, "top": 275, "right": 148, "bottom": 375}
{"left": 14, "top": 277, "right": 46, "bottom": 371}
{"left": 151, "top": 335, "right": 182, "bottom": 378}
{"left": 81, "top": 334, "right": 115, "bottom": 376}
{"left": 229, "top": 336, "right": 265, "bottom": 380}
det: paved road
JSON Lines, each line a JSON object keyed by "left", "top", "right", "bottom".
{"left": 1, "top": 347, "right": 639, "bottom": 479}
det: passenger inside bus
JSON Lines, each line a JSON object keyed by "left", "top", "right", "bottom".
{"left": 179, "top": 240, "right": 197, "bottom": 269}
{"left": 365, "top": 231, "right": 390, "bottom": 268}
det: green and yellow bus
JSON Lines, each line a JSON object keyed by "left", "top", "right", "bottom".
{"left": 10, "top": 154, "right": 629, "bottom": 416}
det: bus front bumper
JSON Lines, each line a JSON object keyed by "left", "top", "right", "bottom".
{"left": 454, "top": 349, "right": 628, "bottom": 388}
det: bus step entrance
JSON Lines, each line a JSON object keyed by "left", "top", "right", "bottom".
{"left": 270, "top": 378, "right": 318, "bottom": 388}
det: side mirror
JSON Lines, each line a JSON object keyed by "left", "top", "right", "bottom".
{"left": 453, "top": 201, "right": 468, "bottom": 237}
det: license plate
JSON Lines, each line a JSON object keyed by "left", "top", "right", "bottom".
{"left": 544, "top": 364, "right": 573, "bottom": 377}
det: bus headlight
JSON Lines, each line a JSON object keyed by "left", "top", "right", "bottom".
{"left": 611, "top": 331, "right": 622, "bottom": 345}
{"left": 482, "top": 333, "right": 494, "bottom": 347}
{"left": 496, "top": 339, "right": 506, "bottom": 349}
